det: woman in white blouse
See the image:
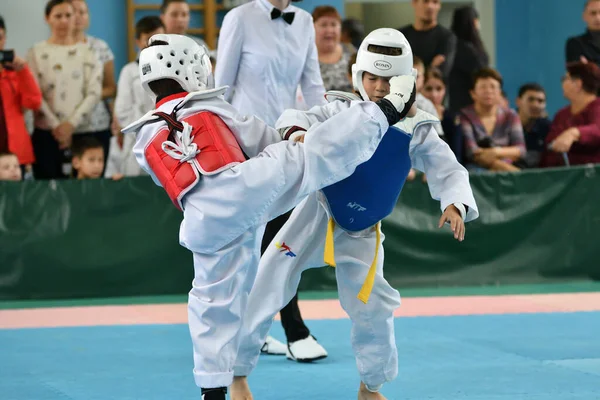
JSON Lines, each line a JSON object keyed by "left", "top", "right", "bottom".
{"left": 72, "top": 0, "right": 115, "bottom": 156}
{"left": 27, "top": 0, "right": 102, "bottom": 179}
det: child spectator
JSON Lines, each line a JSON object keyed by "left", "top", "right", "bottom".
{"left": 0, "top": 152, "right": 22, "bottom": 181}
{"left": 71, "top": 136, "right": 104, "bottom": 179}
{"left": 110, "top": 16, "right": 164, "bottom": 180}
{"left": 414, "top": 56, "right": 444, "bottom": 136}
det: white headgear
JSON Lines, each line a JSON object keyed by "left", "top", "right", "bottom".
{"left": 139, "top": 34, "right": 214, "bottom": 97}
{"left": 351, "top": 28, "right": 416, "bottom": 101}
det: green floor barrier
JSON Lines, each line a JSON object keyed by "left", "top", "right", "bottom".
{"left": 1, "top": 164, "right": 598, "bottom": 300}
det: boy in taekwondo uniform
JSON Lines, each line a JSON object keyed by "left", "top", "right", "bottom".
{"left": 121, "top": 33, "right": 418, "bottom": 400}
{"left": 231, "top": 29, "right": 479, "bottom": 400}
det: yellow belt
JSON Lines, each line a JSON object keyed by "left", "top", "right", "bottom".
{"left": 324, "top": 218, "right": 381, "bottom": 304}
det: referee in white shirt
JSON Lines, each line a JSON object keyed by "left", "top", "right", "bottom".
{"left": 216, "top": 0, "right": 328, "bottom": 362}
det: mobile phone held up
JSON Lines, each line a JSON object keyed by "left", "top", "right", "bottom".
{"left": 0, "top": 50, "right": 15, "bottom": 67}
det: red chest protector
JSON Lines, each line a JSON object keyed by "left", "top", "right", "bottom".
{"left": 145, "top": 109, "right": 246, "bottom": 211}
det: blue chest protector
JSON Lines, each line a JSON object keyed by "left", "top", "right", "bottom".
{"left": 321, "top": 125, "right": 412, "bottom": 232}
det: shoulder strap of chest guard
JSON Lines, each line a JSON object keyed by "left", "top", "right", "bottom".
{"left": 324, "top": 90, "right": 362, "bottom": 103}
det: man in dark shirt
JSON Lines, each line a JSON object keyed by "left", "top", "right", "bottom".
{"left": 514, "top": 83, "right": 551, "bottom": 168}
{"left": 566, "top": 0, "right": 600, "bottom": 66}
{"left": 400, "top": 0, "right": 456, "bottom": 80}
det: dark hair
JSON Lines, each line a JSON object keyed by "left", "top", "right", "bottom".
{"left": 341, "top": 18, "right": 364, "bottom": 49}
{"left": 72, "top": 136, "right": 103, "bottom": 158}
{"left": 471, "top": 67, "right": 503, "bottom": 90}
{"left": 424, "top": 67, "right": 445, "bottom": 86}
{"left": 348, "top": 52, "right": 357, "bottom": 77}
{"left": 451, "top": 6, "right": 487, "bottom": 61}
{"left": 161, "top": 0, "right": 187, "bottom": 14}
{"left": 135, "top": 16, "right": 164, "bottom": 39}
{"left": 518, "top": 83, "right": 545, "bottom": 98}
{"left": 312, "top": 6, "right": 341, "bottom": 22}
{"left": 45, "top": 0, "right": 72, "bottom": 17}
{"left": 566, "top": 61, "right": 600, "bottom": 94}
{"left": 0, "top": 151, "right": 17, "bottom": 158}
{"left": 0, "top": 15, "right": 5, "bottom": 32}
{"left": 413, "top": 55, "right": 424, "bottom": 68}
{"left": 367, "top": 44, "right": 402, "bottom": 56}
{"left": 145, "top": 40, "right": 185, "bottom": 97}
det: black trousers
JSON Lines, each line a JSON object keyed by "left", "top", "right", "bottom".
{"left": 32, "top": 128, "right": 111, "bottom": 180}
{"left": 260, "top": 210, "right": 311, "bottom": 343}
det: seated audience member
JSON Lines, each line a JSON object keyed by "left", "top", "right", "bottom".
{"left": 423, "top": 67, "right": 462, "bottom": 161}
{"left": 458, "top": 68, "right": 526, "bottom": 172}
{"left": 0, "top": 152, "right": 22, "bottom": 181}
{"left": 71, "top": 136, "right": 104, "bottom": 179}
{"left": 414, "top": 57, "right": 443, "bottom": 136}
{"left": 0, "top": 15, "right": 42, "bottom": 173}
{"left": 514, "top": 83, "right": 551, "bottom": 168}
{"left": 109, "top": 16, "right": 164, "bottom": 180}
{"left": 541, "top": 62, "right": 600, "bottom": 167}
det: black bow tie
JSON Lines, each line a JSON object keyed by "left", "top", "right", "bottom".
{"left": 271, "top": 8, "right": 295, "bottom": 24}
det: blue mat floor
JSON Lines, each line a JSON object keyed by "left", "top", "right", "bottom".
{"left": 1, "top": 312, "right": 599, "bottom": 399}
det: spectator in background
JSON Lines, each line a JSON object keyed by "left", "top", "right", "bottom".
{"left": 448, "top": 6, "right": 489, "bottom": 113}
{"left": 400, "top": 0, "right": 456, "bottom": 80}
{"left": 313, "top": 6, "right": 353, "bottom": 92}
{"left": 0, "top": 15, "right": 42, "bottom": 174}
{"left": 216, "top": 0, "right": 328, "bottom": 363}
{"left": 541, "top": 62, "right": 600, "bottom": 167}
{"left": 72, "top": 0, "right": 115, "bottom": 161}
{"left": 0, "top": 152, "right": 23, "bottom": 181}
{"left": 408, "top": 60, "right": 443, "bottom": 181}
{"left": 27, "top": 0, "right": 102, "bottom": 180}
{"left": 413, "top": 57, "right": 443, "bottom": 135}
{"left": 109, "top": 16, "right": 164, "bottom": 181}
{"left": 514, "top": 83, "right": 551, "bottom": 168}
{"left": 423, "top": 67, "right": 462, "bottom": 161}
{"left": 341, "top": 18, "right": 364, "bottom": 51}
{"left": 566, "top": 0, "right": 600, "bottom": 66}
{"left": 458, "top": 68, "right": 525, "bottom": 172}
{"left": 71, "top": 136, "right": 103, "bottom": 179}
{"left": 160, "top": 0, "right": 208, "bottom": 49}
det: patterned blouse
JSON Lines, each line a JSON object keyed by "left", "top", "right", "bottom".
{"left": 319, "top": 47, "right": 353, "bottom": 93}
{"left": 458, "top": 105, "right": 526, "bottom": 162}
{"left": 27, "top": 41, "right": 102, "bottom": 134}
{"left": 83, "top": 35, "right": 114, "bottom": 132}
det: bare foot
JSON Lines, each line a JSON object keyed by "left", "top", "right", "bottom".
{"left": 230, "top": 376, "right": 253, "bottom": 400}
{"left": 358, "top": 382, "right": 387, "bottom": 400}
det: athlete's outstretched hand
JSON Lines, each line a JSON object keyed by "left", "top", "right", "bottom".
{"left": 438, "top": 204, "right": 465, "bottom": 242}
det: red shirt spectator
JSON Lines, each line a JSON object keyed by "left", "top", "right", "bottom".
{"left": 0, "top": 65, "right": 42, "bottom": 166}
{"left": 541, "top": 62, "right": 600, "bottom": 167}
{"left": 0, "top": 15, "right": 42, "bottom": 166}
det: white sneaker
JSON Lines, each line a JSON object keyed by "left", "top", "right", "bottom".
{"left": 286, "top": 335, "right": 328, "bottom": 362}
{"left": 260, "top": 335, "right": 287, "bottom": 355}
